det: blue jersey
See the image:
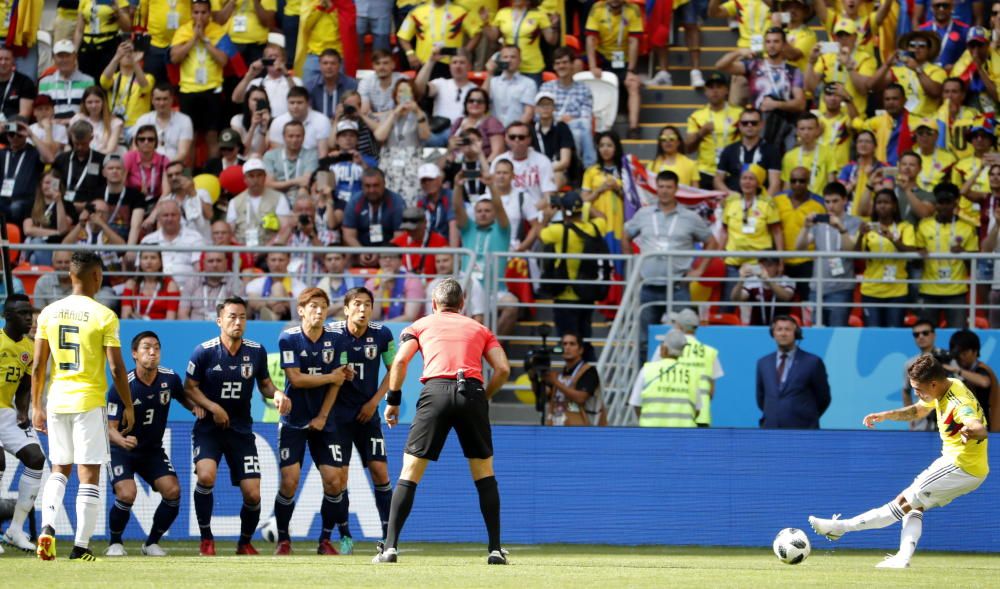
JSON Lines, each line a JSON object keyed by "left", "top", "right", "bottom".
{"left": 278, "top": 325, "right": 341, "bottom": 432}
{"left": 186, "top": 337, "right": 269, "bottom": 435}
{"left": 108, "top": 368, "right": 184, "bottom": 452}
{"left": 328, "top": 320, "right": 396, "bottom": 423}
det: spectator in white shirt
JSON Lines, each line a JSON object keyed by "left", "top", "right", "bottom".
{"left": 484, "top": 45, "right": 537, "bottom": 128}
{"left": 135, "top": 83, "right": 194, "bottom": 164}
{"left": 29, "top": 95, "right": 70, "bottom": 162}
{"left": 415, "top": 47, "right": 477, "bottom": 147}
{"left": 358, "top": 49, "right": 404, "bottom": 116}
{"left": 232, "top": 43, "right": 303, "bottom": 119}
{"left": 139, "top": 198, "right": 206, "bottom": 279}
{"left": 490, "top": 121, "right": 557, "bottom": 208}
{"left": 268, "top": 86, "right": 331, "bottom": 157}
{"left": 490, "top": 157, "right": 541, "bottom": 252}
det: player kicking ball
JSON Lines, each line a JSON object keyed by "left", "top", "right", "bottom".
{"left": 272, "top": 288, "right": 354, "bottom": 555}
{"left": 809, "top": 354, "right": 988, "bottom": 568}
{"left": 0, "top": 295, "right": 45, "bottom": 553}
{"left": 32, "top": 252, "right": 135, "bottom": 561}
{"left": 184, "top": 297, "right": 289, "bottom": 556}
{"left": 105, "top": 331, "right": 196, "bottom": 557}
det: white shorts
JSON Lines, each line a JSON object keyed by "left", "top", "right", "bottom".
{"left": 0, "top": 407, "right": 40, "bottom": 455}
{"left": 902, "top": 455, "right": 986, "bottom": 510}
{"left": 47, "top": 407, "right": 110, "bottom": 466}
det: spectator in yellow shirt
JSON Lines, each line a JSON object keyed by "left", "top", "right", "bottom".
{"left": 937, "top": 77, "right": 982, "bottom": 161}
{"left": 686, "top": 72, "right": 742, "bottom": 189}
{"left": 814, "top": 84, "right": 858, "bottom": 170}
{"left": 805, "top": 19, "right": 876, "bottom": 115}
{"left": 782, "top": 0, "right": 818, "bottom": 73}
{"left": 650, "top": 127, "right": 698, "bottom": 187}
{"left": 73, "top": 0, "right": 132, "bottom": 80}
{"left": 911, "top": 117, "right": 957, "bottom": 192}
{"left": 774, "top": 166, "right": 828, "bottom": 303}
{"left": 140, "top": 0, "right": 192, "bottom": 83}
{"left": 210, "top": 0, "right": 276, "bottom": 64}
{"left": 99, "top": 40, "right": 154, "bottom": 136}
{"left": 397, "top": 0, "right": 483, "bottom": 80}
{"left": 719, "top": 163, "right": 784, "bottom": 293}
{"left": 780, "top": 113, "right": 835, "bottom": 196}
{"left": 857, "top": 189, "right": 917, "bottom": 327}
{"left": 484, "top": 0, "right": 557, "bottom": 84}
{"left": 871, "top": 31, "right": 946, "bottom": 119}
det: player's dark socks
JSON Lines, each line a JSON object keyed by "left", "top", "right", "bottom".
{"left": 319, "top": 493, "right": 339, "bottom": 541}
{"left": 194, "top": 484, "right": 215, "bottom": 540}
{"left": 238, "top": 501, "right": 261, "bottom": 547}
{"left": 146, "top": 498, "right": 180, "bottom": 546}
{"left": 273, "top": 493, "right": 295, "bottom": 543}
{"left": 327, "top": 491, "right": 351, "bottom": 538}
{"left": 374, "top": 483, "right": 392, "bottom": 539}
{"left": 108, "top": 499, "right": 133, "bottom": 544}
{"left": 385, "top": 480, "right": 417, "bottom": 550}
{"left": 475, "top": 476, "right": 502, "bottom": 553}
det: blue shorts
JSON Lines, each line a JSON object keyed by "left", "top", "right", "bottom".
{"left": 278, "top": 425, "right": 343, "bottom": 469}
{"left": 976, "top": 259, "right": 994, "bottom": 283}
{"left": 109, "top": 446, "right": 176, "bottom": 487}
{"left": 335, "top": 418, "right": 387, "bottom": 467}
{"left": 192, "top": 428, "right": 260, "bottom": 486}
{"left": 678, "top": 0, "right": 708, "bottom": 24}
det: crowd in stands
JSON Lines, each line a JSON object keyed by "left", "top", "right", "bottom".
{"left": 0, "top": 0, "right": 997, "bottom": 337}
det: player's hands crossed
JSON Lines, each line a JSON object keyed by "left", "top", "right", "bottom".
{"left": 117, "top": 435, "right": 138, "bottom": 451}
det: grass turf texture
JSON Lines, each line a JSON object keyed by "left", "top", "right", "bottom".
{"left": 2, "top": 542, "right": 998, "bottom": 587}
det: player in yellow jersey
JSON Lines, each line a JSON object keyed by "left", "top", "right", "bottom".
{"left": 31, "top": 252, "right": 134, "bottom": 562}
{"left": 0, "top": 295, "right": 45, "bottom": 553}
{"left": 810, "top": 355, "right": 988, "bottom": 569}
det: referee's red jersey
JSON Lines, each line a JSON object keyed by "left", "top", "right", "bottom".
{"left": 401, "top": 311, "right": 501, "bottom": 383}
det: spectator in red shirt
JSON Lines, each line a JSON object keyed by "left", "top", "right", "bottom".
{"left": 391, "top": 207, "right": 449, "bottom": 278}
{"left": 120, "top": 249, "right": 180, "bottom": 320}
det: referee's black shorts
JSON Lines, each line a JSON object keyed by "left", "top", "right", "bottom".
{"left": 405, "top": 377, "right": 493, "bottom": 461}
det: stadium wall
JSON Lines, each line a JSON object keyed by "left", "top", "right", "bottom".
{"left": 4, "top": 426, "right": 997, "bottom": 551}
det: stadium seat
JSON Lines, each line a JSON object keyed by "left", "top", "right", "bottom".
{"left": 542, "top": 71, "right": 557, "bottom": 83}
{"left": 13, "top": 263, "right": 51, "bottom": 303}
{"left": 469, "top": 71, "right": 489, "bottom": 86}
{"left": 564, "top": 34, "right": 582, "bottom": 53}
{"left": 5, "top": 223, "right": 21, "bottom": 265}
{"left": 974, "top": 316, "right": 989, "bottom": 329}
{"left": 572, "top": 71, "right": 618, "bottom": 132}
{"left": 708, "top": 312, "right": 741, "bottom": 326}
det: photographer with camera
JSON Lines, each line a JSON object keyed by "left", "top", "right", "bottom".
{"left": 729, "top": 256, "right": 795, "bottom": 326}
{"left": 288, "top": 193, "right": 334, "bottom": 275}
{"left": 946, "top": 329, "right": 1000, "bottom": 433}
{"left": 99, "top": 39, "right": 154, "bottom": 135}
{"left": 543, "top": 332, "right": 604, "bottom": 427}
{"left": 484, "top": 46, "right": 537, "bottom": 128}
{"left": 416, "top": 47, "right": 477, "bottom": 148}
{"left": 233, "top": 44, "right": 302, "bottom": 119}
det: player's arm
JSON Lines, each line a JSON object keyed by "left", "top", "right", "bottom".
{"left": 106, "top": 346, "right": 135, "bottom": 434}
{"left": 184, "top": 376, "right": 230, "bottom": 428}
{"left": 30, "top": 336, "right": 50, "bottom": 433}
{"left": 483, "top": 346, "right": 510, "bottom": 399}
{"left": 384, "top": 336, "right": 420, "bottom": 427}
{"left": 284, "top": 366, "right": 347, "bottom": 389}
{"left": 14, "top": 375, "right": 30, "bottom": 426}
{"left": 309, "top": 383, "right": 341, "bottom": 431}
{"left": 958, "top": 417, "right": 988, "bottom": 443}
{"left": 358, "top": 340, "right": 397, "bottom": 423}
{"left": 863, "top": 403, "right": 933, "bottom": 428}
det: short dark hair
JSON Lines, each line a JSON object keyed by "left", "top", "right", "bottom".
{"left": 884, "top": 83, "right": 906, "bottom": 97}
{"left": 949, "top": 329, "right": 981, "bottom": 355}
{"left": 3, "top": 293, "right": 30, "bottom": 314}
{"left": 287, "top": 86, "right": 309, "bottom": 101}
{"left": 900, "top": 150, "right": 922, "bottom": 166}
{"left": 297, "top": 287, "right": 330, "bottom": 308}
{"left": 797, "top": 112, "right": 819, "bottom": 126}
{"left": 561, "top": 331, "right": 584, "bottom": 346}
{"left": 152, "top": 82, "right": 174, "bottom": 96}
{"left": 70, "top": 251, "right": 104, "bottom": 277}
{"left": 216, "top": 296, "right": 248, "bottom": 316}
{"left": 552, "top": 46, "right": 577, "bottom": 62}
{"left": 942, "top": 77, "right": 966, "bottom": 92}
{"left": 907, "top": 354, "right": 948, "bottom": 383}
{"left": 320, "top": 48, "right": 342, "bottom": 61}
{"left": 493, "top": 157, "right": 514, "bottom": 171}
{"left": 131, "top": 330, "right": 160, "bottom": 351}
{"left": 344, "top": 286, "right": 374, "bottom": 307}
{"left": 371, "top": 49, "right": 393, "bottom": 63}
{"left": 933, "top": 182, "right": 960, "bottom": 202}
{"left": 362, "top": 167, "right": 385, "bottom": 181}
{"left": 657, "top": 170, "right": 679, "bottom": 184}
{"left": 912, "top": 318, "right": 935, "bottom": 332}
{"left": 823, "top": 181, "right": 848, "bottom": 199}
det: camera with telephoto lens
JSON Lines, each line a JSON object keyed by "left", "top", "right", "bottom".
{"left": 344, "top": 104, "right": 357, "bottom": 116}
{"left": 932, "top": 349, "right": 954, "bottom": 366}
{"left": 524, "top": 324, "right": 562, "bottom": 422}
{"left": 298, "top": 214, "right": 311, "bottom": 226}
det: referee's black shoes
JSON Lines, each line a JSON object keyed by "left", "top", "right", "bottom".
{"left": 488, "top": 548, "right": 510, "bottom": 565}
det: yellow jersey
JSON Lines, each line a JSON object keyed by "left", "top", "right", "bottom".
{"left": 79, "top": 0, "right": 129, "bottom": 37}
{"left": 822, "top": 11, "right": 879, "bottom": 57}
{"left": 786, "top": 24, "right": 818, "bottom": 73}
{"left": 815, "top": 111, "right": 852, "bottom": 170}
{"left": 937, "top": 104, "right": 981, "bottom": 161}
{"left": 774, "top": 192, "right": 827, "bottom": 266}
{"left": 585, "top": 1, "right": 644, "bottom": 60}
{"left": 780, "top": 144, "right": 835, "bottom": 197}
{"left": 492, "top": 7, "right": 551, "bottom": 74}
{"left": 582, "top": 164, "right": 624, "bottom": 241}
{"left": 860, "top": 221, "right": 915, "bottom": 299}
{"left": 283, "top": 0, "right": 301, "bottom": 16}
{"left": 814, "top": 52, "right": 876, "bottom": 114}
{"left": 650, "top": 154, "right": 699, "bottom": 187}
{"left": 171, "top": 21, "right": 227, "bottom": 94}
{"left": 302, "top": 2, "right": 343, "bottom": 56}
{"left": 0, "top": 330, "right": 32, "bottom": 410}
{"left": 143, "top": 0, "right": 192, "bottom": 49}
{"left": 915, "top": 148, "right": 957, "bottom": 193}
{"left": 915, "top": 216, "right": 978, "bottom": 296}
{"left": 38, "top": 295, "right": 121, "bottom": 414}
{"left": 892, "top": 64, "right": 947, "bottom": 119}
{"left": 721, "top": 193, "right": 781, "bottom": 265}
{"left": 211, "top": 0, "right": 276, "bottom": 45}
{"left": 952, "top": 156, "right": 990, "bottom": 205}
{"left": 397, "top": 1, "right": 481, "bottom": 65}
{"left": 100, "top": 72, "right": 155, "bottom": 128}
{"left": 686, "top": 104, "right": 742, "bottom": 176}
{"left": 539, "top": 218, "right": 609, "bottom": 301}
{"left": 720, "top": 0, "right": 770, "bottom": 49}
{"left": 920, "top": 378, "right": 989, "bottom": 478}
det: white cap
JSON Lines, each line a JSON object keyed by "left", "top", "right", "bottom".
{"left": 53, "top": 40, "right": 76, "bottom": 55}
{"left": 242, "top": 158, "right": 266, "bottom": 175}
{"left": 267, "top": 32, "right": 286, "bottom": 49}
{"left": 418, "top": 163, "right": 442, "bottom": 179}
{"left": 669, "top": 308, "right": 700, "bottom": 331}
{"left": 534, "top": 91, "right": 556, "bottom": 105}
{"left": 656, "top": 328, "right": 689, "bottom": 355}
{"left": 336, "top": 119, "right": 359, "bottom": 134}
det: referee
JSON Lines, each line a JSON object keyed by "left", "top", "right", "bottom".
{"left": 373, "top": 278, "right": 511, "bottom": 565}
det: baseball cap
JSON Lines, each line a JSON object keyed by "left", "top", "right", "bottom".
{"left": 968, "top": 26, "right": 989, "bottom": 44}
{"left": 703, "top": 71, "right": 728, "bottom": 87}
{"left": 219, "top": 128, "right": 242, "bottom": 149}
{"left": 335, "top": 119, "right": 359, "bottom": 134}
{"left": 969, "top": 124, "right": 995, "bottom": 138}
{"left": 418, "top": 163, "right": 442, "bottom": 180}
{"left": 33, "top": 94, "right": 53, "bottom": 108}
{"left": 669, "top": 308, "right": 700, "bottom": 331}
{"left": 657, "top": 328, "right": 689, "bottom": 355}
{"left": 53, "top": 40, "right": 76, "bottom": 55}
{"left": 534, "top": 91, "right": 556, "bottom": 105}
{"left": 909, "top": 117, "right": 939, "bottom": 133}
{"left": 399, "top": 207, "right": 425, "bottom": 230}
{"left": 833, "top": 18, "right": 857, "bottom": 36}
{"left": 242, "top": 158, "right": 266, "bottom": 175}
{"left": 560, "top": 191, "right": 584, "bottom": 214}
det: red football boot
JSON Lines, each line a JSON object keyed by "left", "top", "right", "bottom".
{"left": 316, "top": 539, "right": 340, "bottom": 555}
{"left": 236, "top": 543, "right": 259, "bottom": 555}
{"left": 199, "top": 539, "right": 216, "bottom": 556}
{"left": 273, "top": 540, "right": 292, "bottom": 555}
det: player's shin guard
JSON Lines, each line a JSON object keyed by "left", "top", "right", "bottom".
{"left": 474, "top": 476, "right": 502, "bottom": 553}
{"left": 238, "top": 501, "right": 261, "bottom": 546}
{"left": 897, "top": 510, "right": 923, "bottom": 561}
{"left": 74, "top": 484, "right": 101, "bottom": 550}
{"left": 10, "top": 468, "right": 42, "bottom": 530}
{"left": 374, "top": 483, "right": 392, "bottom": 539}
{"left": 385, "top": 480, "right": 417, "bottom": 550}
{"left": 844, "top": 501, "right": 905, "bottom": 532}
{"left": 40, "top": 472, "right": 68, "bottom": 532}
{"left": 147, "top": 498, "right": 180, "bottom": 546}
{"left": 194, "top": 484, "right": 215, "bottom": 540}
{"left": 108, "top": 500, "right": 133, "bottom": 544}
{"left": 273, "top": 493, "right": 295, "bottom": 543}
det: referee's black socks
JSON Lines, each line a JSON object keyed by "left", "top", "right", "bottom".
{"left": 475, "top": 476, "right": 502, "bottom": 553}
{"left": 385, "top": 479, "right": 418, "bottom": 550}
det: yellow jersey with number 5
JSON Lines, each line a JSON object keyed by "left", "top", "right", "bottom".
{"left": 37, "top": 295, "right": 121, "bottom": 414}
{"left": 0, "top": 330, "right": 33, "bottom": 410}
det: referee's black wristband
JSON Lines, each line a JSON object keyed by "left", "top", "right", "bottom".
{"left": 387, "top": 390, "right": 402, "bottom": 406}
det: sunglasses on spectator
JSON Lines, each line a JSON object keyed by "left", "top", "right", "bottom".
{"left": 909, "top": 41, "right": 929, "bottom": 49}
{"left": 933, "top": 3, "right": 951, "bottom": 8}
{"left": 912, "top": 330, "right": 932, "bottom": 337}
{"left": 136, "top": 136, "right": 157, "bottom": 143}
{"left": 507, "top": 134, "right": 528, "bottom": 140}
{"left": 467, "top": 98, "right": 486, "bottom": 104}
{"left": 790, "top": 178, "right": 809, "bottom": 184}
{"left": 739, "top": 120, "right": 760, "bottom": 127}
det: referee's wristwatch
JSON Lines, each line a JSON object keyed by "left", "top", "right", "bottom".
{"left": 387, "top": 390, "right": 403, "bottom": 406}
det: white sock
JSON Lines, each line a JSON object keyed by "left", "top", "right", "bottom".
{"left": 40, "top": 472, "right": 68, "bottom": 531}
{"left": 74, "top": 484, "right": 101, "bottom": 549}
{"left": 898, "top": 510, "right": 923, "bottom": 561}
{"left": 10, "top": 468, "right": 43, "bottom": 530}
{"left": 844, "top": 502, "right": 905, "bottom": 532}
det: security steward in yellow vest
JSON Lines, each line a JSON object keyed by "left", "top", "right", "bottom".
{"left": 629, "top": 329, "right": 707, "bottom": 427}
{"left": 671, "top": 308, "right": 722, "bottom": 427}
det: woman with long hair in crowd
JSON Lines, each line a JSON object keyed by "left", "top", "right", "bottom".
{"left": 450, "top": 87, "right": 506, "bottom": 161}
{"left": 650, "top": 126, "right": 699, "bottom": 186}
{"left": 581, "top": 131, "right": 626, "bottom": 254}
{"left": 120, "top": 249, "right": 180, "bottom": 320}
{"left": 374, "top": 78, "right": 430, "bottom": 205}
{"left": 232, "top": 86, "right": 272, "bottom": 157}
{"left": 23, "top": 169, "right": 71, "bottom": 265}
{"left": 838, "top": 130, "right": 885, "bottom": 208}
{"left": 71, "top": 85, "right": 123, "bottom": 154}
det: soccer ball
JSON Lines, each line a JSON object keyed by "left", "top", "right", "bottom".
{"left": 773, "top": 528, "right": 811, "bottom": 565}
{"left": 259, "top": 517, "right": 278, "bottom": 543}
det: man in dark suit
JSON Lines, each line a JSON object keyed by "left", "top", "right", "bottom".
{"left": 755, "top": 315, "right": 831, "bottom": 428}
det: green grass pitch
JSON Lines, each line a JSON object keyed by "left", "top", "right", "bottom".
{"left": 2, "top": 541, "right": 998, "bottom": 588}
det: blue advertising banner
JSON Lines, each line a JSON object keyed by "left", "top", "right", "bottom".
{"left": 3, "top": 427, "right": 997, "bottom": 551}
{"left": 647, "top": 326, "right": 1000, "bottom": 430}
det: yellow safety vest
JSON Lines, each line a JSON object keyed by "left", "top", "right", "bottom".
{"left": 638, "top": 358, "right": 703, "bottom": 428}
{"left": 678, "top": 336, "right": 718, "bottom": 426}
